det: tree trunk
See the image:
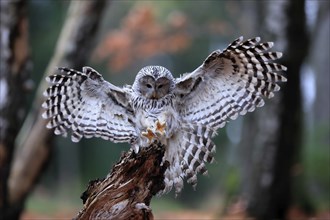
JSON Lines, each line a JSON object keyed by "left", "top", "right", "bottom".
{"left": 75, "top": 142, "right": 168, "bottom": 220}
{"left": 274, "top": 0, "right": 309, "bottom": 216}
{"left": 312, "top": 1, "right": 330, "bottom": 124}
{"left": 0, "top": 0, "right": 31, "bottom": 219}
{"left": 5, "top": 1, "right": 107, "bottom": 219}
{"left": 240, "top": 0, "right": 309, "bottom": 219}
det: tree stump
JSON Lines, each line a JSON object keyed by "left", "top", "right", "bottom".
{"left": 74, "top": 142, "right": 168, "bottom": 220}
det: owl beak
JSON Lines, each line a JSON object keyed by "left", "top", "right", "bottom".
{"left": 151, "top": 90, "right": 157, "bottom": 99}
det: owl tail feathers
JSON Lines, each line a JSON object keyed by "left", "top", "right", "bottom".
{"left": 158, "top": 124, "right": 216, "bottom": 196}
{"left": 180, "top": 124, "right": 216, "bottom": 188}
{"left": 162, "top": 164, "right": 185, "bottom": 197}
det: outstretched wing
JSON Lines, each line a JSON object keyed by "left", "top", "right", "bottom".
{"left": 42, "top": 66, "right": 137, "bottom": 143}
{"left": 175, "top": 36, "right": 287, "bottom": 129}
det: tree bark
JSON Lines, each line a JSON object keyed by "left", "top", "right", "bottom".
{"left": 312, "top": 1, "right": 330, "bottom": 124}
{"left": 0, "top": 0, "right": 31, "bottom": 219}
{"left": 240, "top": 0, "right": 309, "bottom": 219}
{"left": 75, "top": 142, "right": 168, "bottom": 220}
{"left": 5, "top": 1, "right": 107, "bottom": 219}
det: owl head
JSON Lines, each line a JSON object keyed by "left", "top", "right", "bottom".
{"left": 133, "top": 66, "right": 175, "bottom": 99}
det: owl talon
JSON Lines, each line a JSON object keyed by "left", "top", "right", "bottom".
{"left": 155, "top": 120, "right": 166, "bottom": 136}
{"left": 142, "top": 128, "right": 156, "bottom": 143}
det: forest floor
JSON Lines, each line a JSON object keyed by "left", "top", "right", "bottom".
{"left": 22, "top": 188, "right": 330, "bottom": 220}
{"left": 21, "top": 207, "right": 330, "bottom": 220}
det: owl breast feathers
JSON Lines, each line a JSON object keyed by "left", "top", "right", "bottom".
{"left": 42, "top": 37, "right": 287, "bottom": 195}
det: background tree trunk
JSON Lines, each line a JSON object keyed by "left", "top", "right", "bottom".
{"left": 0, "top": 0, "right": 31, "bottom": 218}
{"left": 312, "top": 1, "right": 330, "bottom": 124}
{"left": 239, "top": 0, "right": 309, "bottom": 219}
{"left": 3, "top": 1, "right": 107, "bottom": 219}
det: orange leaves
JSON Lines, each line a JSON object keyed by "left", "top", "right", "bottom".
{"left": 93, "top": 4, "right": 191, "bottom": 72}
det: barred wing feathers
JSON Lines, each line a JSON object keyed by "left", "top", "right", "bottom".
{"left": 176, "top": 37, "right": 287, "bottom": 130}
{"left": 42, "top": 67, "right": 137, "bottom": 143}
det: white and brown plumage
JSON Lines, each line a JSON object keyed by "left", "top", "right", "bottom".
{"left": 42, "top": 37, "right": 287, "bottom": 194}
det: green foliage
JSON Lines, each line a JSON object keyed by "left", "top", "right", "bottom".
{"left": 27, "top": 0, "right": 69, "bottom": 110}
{"left": 151, "top": 197, "right": 186, "bottom": 213}
{"left": 303, "top": 123, "right": 330, "bottom": 210}
{"left": 26, "top": 183, "right": 82, "bottom": 216}
{"left": 224, "top": 166, "right": 240, "bottom": 198}
{"left": 79, "top": 139, "right": 130, "bottom": 184}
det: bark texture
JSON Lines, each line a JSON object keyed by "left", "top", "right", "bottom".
{"left": 75, "top": 142, "right": 167, "bottom": 220}
{"left": 0, "top": 0, "right": 31, "bottom": 219}
{"left": 5, "top": 1, "right": 107, "bottom": 219}
{"left": 240, "top": 0, "right": 309, "bottom": 219}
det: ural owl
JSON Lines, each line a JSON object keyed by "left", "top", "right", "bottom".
{"left": 42, "top": 37, "right": 287, "bottom": 194}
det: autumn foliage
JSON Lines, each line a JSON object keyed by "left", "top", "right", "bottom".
{"left": 93, "top": 5, "right": 191, "bottom": 72}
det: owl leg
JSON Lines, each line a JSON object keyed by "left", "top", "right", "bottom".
{"left": 155, "top": 120, "right": 166, "bottom": 136}
{"left": 142, "top": 120, "right": 166, "bottom": 143}
{"left": 141, "top": 128, "right": 156, "bottom": 143}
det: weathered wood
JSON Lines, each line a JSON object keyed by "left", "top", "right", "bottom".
{"left": 75, "top": 142, "right": 168, "bottom": 220}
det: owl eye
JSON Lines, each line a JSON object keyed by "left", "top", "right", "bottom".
{"left": 157, "top": 84, "right": 163, "bottom": 89}
{"left": 146, "top": 84, "right": 152, "bottom": 88}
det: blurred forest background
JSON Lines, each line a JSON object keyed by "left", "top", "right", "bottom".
{"left": 0, "top": 0, "right": 329, "bottom": 219}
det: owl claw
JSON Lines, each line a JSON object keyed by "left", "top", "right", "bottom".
{"left": 142, "top": 128, "right": 156, "bottom": 143}
{"left": 155, "top": 120, "right": 166, "bottom": 136}
{"left": 142, "top": 121, "right": 166, "bottom": 142}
